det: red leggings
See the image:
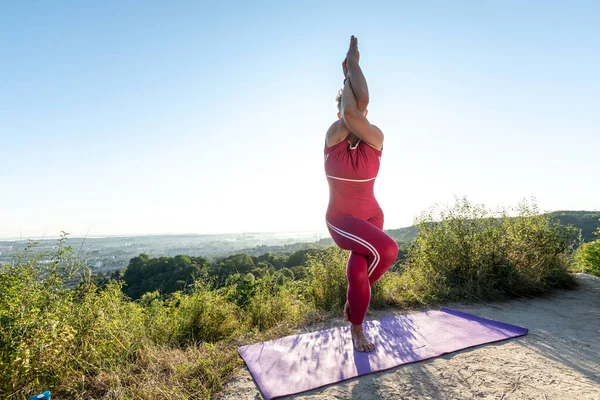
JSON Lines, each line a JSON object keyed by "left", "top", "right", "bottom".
{"left": 326, "top": 215, "right": 399, "bottom": 325}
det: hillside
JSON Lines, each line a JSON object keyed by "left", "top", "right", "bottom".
{"left": 547, "top": 210, "right": 600, "bottom": 242}
{"left": 385, "top": 225, "right": 418, "bottom": 243}
{"left": 3, "top": 202, "right": 595, "bottom": 399}
{"left": 384, "top": 210, "right": 599, "bottom": 244}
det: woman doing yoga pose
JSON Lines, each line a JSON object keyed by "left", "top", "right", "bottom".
{"left": 324, "top": 36, "right": 399, "bottom": 352}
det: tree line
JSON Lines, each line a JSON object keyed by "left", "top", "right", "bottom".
{"left": 97, "top": 209, "right": 600, "bottom": 301}
{"left": 103, "top": 247, "right": 408, "bottom": 300}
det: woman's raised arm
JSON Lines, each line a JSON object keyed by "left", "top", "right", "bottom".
{"left": 341, "top": 76, "right": 383, "bottom": 150}
{"left": 344, "top": 36, "right": 369, "bottom": 112}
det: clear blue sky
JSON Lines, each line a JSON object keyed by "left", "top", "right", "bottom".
{"left": 1, "top": 1, "right": 599, "bottom": 239}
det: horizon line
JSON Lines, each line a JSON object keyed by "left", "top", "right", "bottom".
{"left": 0, "top": 229, "right": 332, "bottom": 242}
{"left": 2, "top": 208, "right": 596, "bottom": 241}
{"left": 0, "top": 225, "right": 419, "bottom": 242}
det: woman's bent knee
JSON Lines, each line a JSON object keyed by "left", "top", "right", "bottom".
{"left": 380, "top": 239, "right": 399, "bottom": 266}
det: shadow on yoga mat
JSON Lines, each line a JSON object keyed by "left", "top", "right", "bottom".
{"left": 238, "top": 307, "right": 528, "bottom": 399}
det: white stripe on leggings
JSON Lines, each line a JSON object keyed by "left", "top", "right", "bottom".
{"left": 327, "top": 220, "right": 380, "bottom": 277}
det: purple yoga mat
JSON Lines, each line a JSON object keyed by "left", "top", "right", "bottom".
{"left": 238, "top": 307, "right": 528, "bottom": 399}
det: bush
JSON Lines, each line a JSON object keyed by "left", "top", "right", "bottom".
{"left": 402, "top": 197, "right": 577, "bottom": 303}
{"left": 70, "top": 281, "right": 147, "bottom": 372}
{"left": 574, "top": 240, "right": 600, "bottom": 277}
{"left": 168, "top": 282, "right": 242, "bottom": 346}
{"left": 502, "top": 201, "right": 578, "bottom": 293}
{"left": 0, "top": 235, "right": 148, "bottom": 398}
{"left": 306, "top": 247, "right": 349, "bottom": 312}
{"left": 248, "top": 276, "right": 313, "bottom": 331}
{"left": 370, "top": 271, "right": 418, "bottom": 308}
{"left": 223, "top": 272, "right": 257, "bottom": 308}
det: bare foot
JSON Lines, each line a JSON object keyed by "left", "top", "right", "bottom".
{"left": 351, "top": 324, "right": 375, "bottom": 352}
{"left": 344, "top": 301, "right": 351, "bottom": 322}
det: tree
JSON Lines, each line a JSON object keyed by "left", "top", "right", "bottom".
{"left": 210, "top": 254, "right": 256, "bottom": 286}
{"left": 278, "top": 267, "right": 294, "bottom": 280}
{"left": 224, "top": 272, "right": 257, "bottom": 307}
{"left": 253, "top": 253, "right": 287, "bottom": 269}
{"left": 110, "top": 269, "right": 124, "bottom": 281}
{"left": 286, "top": 249, "right": 317, "bottom": 268}
{"left": 122, "top": 254, "right": 210, "bottom": 299}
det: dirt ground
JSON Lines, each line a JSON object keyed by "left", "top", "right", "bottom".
{"left": 219, "top": 274, "right": 600, "bottom": 400}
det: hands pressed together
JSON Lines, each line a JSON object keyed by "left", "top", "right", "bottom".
{"left": 342, "top": 35, "right": 360, "bottom": 78}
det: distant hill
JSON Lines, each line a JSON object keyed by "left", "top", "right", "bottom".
{"left": 383, "top": 210, "right": 599, "bottom": 245}
{"left": 547, "top": 210, "right": 600, "bottom": 243}
{"left": 385, "top": 225, "right": 418, "bottom": 244}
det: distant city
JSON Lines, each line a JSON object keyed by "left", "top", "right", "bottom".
{"left": 0, "top": 231, "right": 331, "bottom": 275}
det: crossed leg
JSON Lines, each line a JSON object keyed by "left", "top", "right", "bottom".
{"left": 327, "top": 215, "right": 399, "bottom": 351}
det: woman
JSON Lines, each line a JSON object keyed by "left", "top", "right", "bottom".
{"left": 324, "top": 36, "right": 399, "bottom": 352}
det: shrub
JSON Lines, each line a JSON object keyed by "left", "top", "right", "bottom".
{"left": 306, "top": 247, "right": 349, "bottom": 312}
{"left": 70, "top": 280, "right": 147, "bottom": 372}
{"left": 370, "top": 271, "right": 419, "bottom": 308}
{"left": 574, "top": 240, "right": 600, "bottom": 277}
{"left": 402, "top": 197, "right": 577, "bottom": 303}
{"left": 247, "top": 275, "right": 313, "bottom": 331}
{"left": 168, "top": 282, "right": 242, "bottom": 346}
{"left": 502, "top": 200, "right": 578, "bottom": 293}
{"left": 0, "top": 235, "right": 148, "bottom": 398}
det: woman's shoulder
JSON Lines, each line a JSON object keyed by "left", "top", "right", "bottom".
{"left": 325, "top": 132, "right": 350, "bottom": 153}
{"left": 360, "top": 139, "right": 383, "bottom": 154}
{"left": 325, "top": 120, "right": 351, "bottom": 150}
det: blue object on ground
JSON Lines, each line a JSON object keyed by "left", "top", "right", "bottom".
{"left": 29, "top": 391, "right": 51, "bottom": 400}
